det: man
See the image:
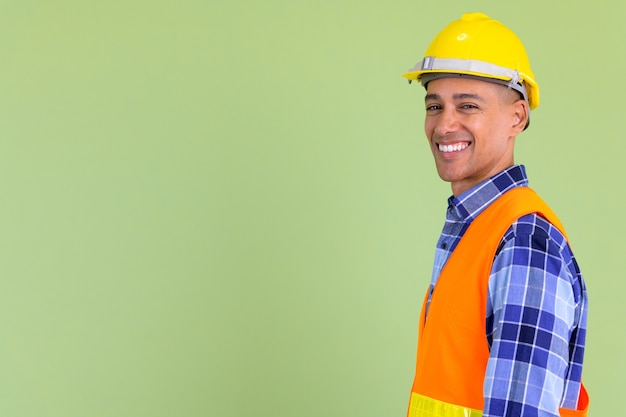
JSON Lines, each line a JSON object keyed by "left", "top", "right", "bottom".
{"left": 402, "top": 13, "right": 589, "bottom": 417}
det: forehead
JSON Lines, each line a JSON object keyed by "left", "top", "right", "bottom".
{"left": 425, "top": 77, "right": 502, "bottom": 100}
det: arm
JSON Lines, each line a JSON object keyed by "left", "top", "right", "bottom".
{"left": 482, "top": 215, "right": 580, "bottom": 417}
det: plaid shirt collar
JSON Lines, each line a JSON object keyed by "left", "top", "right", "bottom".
{"left": 447, "top": 165, "right": 529, "bottom": 223}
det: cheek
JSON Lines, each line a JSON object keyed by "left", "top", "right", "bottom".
{"left": 424, "top": 118, "right": 435, "bottom": 138}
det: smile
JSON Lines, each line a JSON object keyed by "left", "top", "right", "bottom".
{"left": 438, "top": 142, "right": 469, "bottom": 152}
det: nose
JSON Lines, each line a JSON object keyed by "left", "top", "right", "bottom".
{"left": 432, "top": 108, "right": 460, "bottom": 137}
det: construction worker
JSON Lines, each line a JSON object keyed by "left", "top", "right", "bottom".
{"left": 402, "top": 13, "right": 589, "bottom": 417}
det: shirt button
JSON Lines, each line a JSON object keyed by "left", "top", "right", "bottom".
{"left": 441, "top": 242, "right": 448, "bottom": 250}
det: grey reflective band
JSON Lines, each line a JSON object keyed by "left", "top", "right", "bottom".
{"left": 410, "top": 56, "right": 528, "bottom": 102}
{"left": 411, "top": 56, "right": 522, "bottom": 85}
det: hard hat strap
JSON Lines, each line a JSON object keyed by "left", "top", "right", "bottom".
{"left": 413, "top": 57, "right": 528, "bottom": 102}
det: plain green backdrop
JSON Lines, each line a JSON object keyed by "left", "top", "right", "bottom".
{"left": 0, "top": 1, "right": 623, "bottom": 416}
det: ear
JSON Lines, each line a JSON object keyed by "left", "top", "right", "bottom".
{"left": 511, "top": 99, "right": 529, "bottom": 135}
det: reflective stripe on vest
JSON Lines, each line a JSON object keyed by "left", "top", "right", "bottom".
{"left": 408, "top": 392, "right": 481, "bottom": 417}
{"left": 407, "top": 187, "right": 589, "bottom": 417}
{"left": 408, "top": 389, "right": 589, "bottom": 417}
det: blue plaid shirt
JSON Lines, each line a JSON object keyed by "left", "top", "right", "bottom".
{"left": 427, "top": 165, "right": 588, "bottom": 417}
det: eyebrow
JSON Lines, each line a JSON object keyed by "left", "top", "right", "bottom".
{"left": 424, "top": 93, "right": 485, "bottom": 102}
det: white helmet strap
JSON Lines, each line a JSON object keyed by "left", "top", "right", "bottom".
{"left": 413, "top": 57, "right": 528, "bottom": 103}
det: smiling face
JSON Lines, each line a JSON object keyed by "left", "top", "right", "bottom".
{"left": 424, "top": 77, "right": 528, "bottom": 196}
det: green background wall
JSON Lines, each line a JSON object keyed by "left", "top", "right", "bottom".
{"left": 0, "top": 1, "right": 622, "bottom": 416}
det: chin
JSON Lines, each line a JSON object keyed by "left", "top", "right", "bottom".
{"left": 435, "top": 168, "right": 462, "bottom": 184}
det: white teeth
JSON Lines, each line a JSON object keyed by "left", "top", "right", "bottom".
{"left": 439, "top": 143, "right": 469, "bottom": 152}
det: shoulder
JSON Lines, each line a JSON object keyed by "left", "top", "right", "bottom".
{"left": 499, "top": 213, "right": 570, "bottom": 254}
{"left": 494, "top": 213, "right": 583, "bottom": 287}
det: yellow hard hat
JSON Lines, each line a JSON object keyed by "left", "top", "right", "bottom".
{"left": 403, "top": 12, "right": 540, "bottom": 110}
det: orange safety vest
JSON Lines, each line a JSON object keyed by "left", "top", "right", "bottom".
{"left": 407, "top": 187, "right": 589, "bottom": 417}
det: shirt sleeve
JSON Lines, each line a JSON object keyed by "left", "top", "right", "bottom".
{"left": 482, "top": 216, "right": 578, "bottom": 417}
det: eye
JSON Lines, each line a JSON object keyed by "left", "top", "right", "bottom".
{"left": 460, "top": 103, "right": 479, "bottom": 110}
{"left": 425, "top": 104, "right": 442, "bottom": 111}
